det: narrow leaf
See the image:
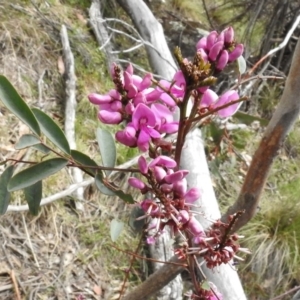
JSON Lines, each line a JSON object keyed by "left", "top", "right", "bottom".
{"left": 237, "top": 56, "right": 247, "bottom": 74}
{"left": 32, "top": 108, "right": 70, "bottom": 155}
{"left": 114, "top": 190, "right": 134, "bottom": 204}
{"left": 95, "top": 173, "right": 115, "bottom": 196}
{"left": 110, "top": 219, "right": 124, "bottom": 242}
{"left": 32, "top": 144, "right": 51, "bottom": 154}
{"left": 24, "top": 181, "right": 42, "bottom": 216}
{"left": 71, "top": 150, "right": 98, "bottom": 176}
{"left": 234, "top": 111, "right": 269, "bottom": 127}
{"left": 0, "top": 75, "right": 40, "bottom": 136}
{"left": 15, "top": 134, "right": 40, "bottom": 150}
{"left": 8, "top": 158, "right": 68, "bottom": 191}
{"left": 0, "top": 166, "right": 14, "bottom": 214}
{"left": 96, "top": 128, "right": 116, "bottom": 175}
{"left": 94, "top": 173, "right": 135, "bottom": 203}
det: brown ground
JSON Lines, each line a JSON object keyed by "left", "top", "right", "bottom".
{"left": 0, "top": 2, "right": 142, "bottom": 299}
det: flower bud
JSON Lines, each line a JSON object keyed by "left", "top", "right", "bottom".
{"left": 228, "top": 44, "right": 244, "bottom": 62}
{"left": 200, "top": 89, "right": 218, "bottom": 107}
{"left": 115, "top": 125, "right": 137, "bottom": 146}
{"left": 206, "top": 31, "right": 218, "bottom": 50}
{"left": 216, "top": 50, "right": 229, "bottom": 71}
{"left": 88, "top": 93, "right": 111, "bottom": 104}
{"left": 215, "top": 90, "right": 240, "bottom": 118}
{"left": 196, "top": 36, "right": 207, "bottom": 50}
{"left": 128, "top": 177, "right": 146, "bottom": 190}
{"left": 188, "top": 216, "right": 204, "bottom": 236}
{"left": 149, "top": 156, "right": 177, "bottom": 168}
{"left": 173, "top": 178, "right": 187, "bottom": 197}
{"left": 138, "top": 155, "right": 148, "bottom": 174}
{"left": 178, "top": 210, "right": 190, "bottom": 224}
{"left": 224, "top": 26, "right": 234, "bottom": 44}
{"left": 164, "top": 170, "right": 189, "bottom": 184}
{"left": 185, "top": 187, "right": 201, "bottom": 203}
{"left": 153, "top": 166, "right": 167, "bottom": 182}
{"left": 98, "top": 110, "right": 122, "bottom": 124}
{"left": 208, "top": 40, "right": 224, "bottom": 61}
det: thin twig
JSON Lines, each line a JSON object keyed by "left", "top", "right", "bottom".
{"left": 10, "top": 270, "right": 21, "bottom": 300}
{"left": 249, "top": 15, "right": 300, "bottom": 75}
{"left": 22, "top": 214, "right": 40, "bottom": 269}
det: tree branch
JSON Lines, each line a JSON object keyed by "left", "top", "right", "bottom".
{"left": 222, "top": 34, "right": 300, "bottom": 231}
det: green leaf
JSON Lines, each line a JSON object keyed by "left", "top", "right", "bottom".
{"left": 32, "top": 144, "right": 51, "bottom": 154}
{"left": 24, "top": 181, "right": 42, "bottom": 216}
{"left": 237, "top": 56, "right": 247, "bottom": 74}
{"left": 96, "top": 128, "right": 116, "bottom": 175}
{"left": 0, "top": 166, "right": 14, "bottom": 214}
{"left": 0, "top": 75, "right": 40, "bottom": 136}
{"left": 95, "top": 173, "right": 115, "bottom": 196}
{"left": 94, "top": 173, "right": 135, "bottom": 203}
{"left": 15, "top": 134, "right": 40, "bottom": 150}
{"left": 234, "top": 111, "right": 269, "bottom": 127}
{"left": 114, "top": 190, "right": 134, "bottom": 204}
{"left": 8, "top": 158, "right": 68, "bottom": 192}
{"left": 71, "top": 150, "right": 98, "bottom": 176}
{"left": 32, "top": 108, "right": 70, "bottom": 155}
{"left": 110, "top": 219, "right": 124, "bottom": 242}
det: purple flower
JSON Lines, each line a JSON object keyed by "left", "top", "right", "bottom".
{"left": 200, "top": 89, "right": 241, "bottom": 118}
{"left": 215, "top": 90, "right": 240, "bottom": 118}
{"left": 153, "top": 166, "right": 167, "bottom": 182}
{"left": 178, "top": 210, "right": 190, "bottom": 224}
{"left": 149, "top": 155, "right": 177, "bottom": 168}
{"left": 228, "top": 44, "right": 244, "bottom": 62}
{"left": 151, "top": 103, "right": 179, "bottom": 134}
{"left": 216, "top": 50, "right": 229, "bottom": 71}
{"left": 138, "top": 156, "right": 148, "bottom": 174}
{"left": 209, "top": 41, "right": 224, "bottom": 61}
{"left": 173, "top": 178, "right": 187, "bottom": 197}
{"left": 98, "top": 109, "right": 122, "bottom": 124}
{"left": 132, "top": 103, "right": 161, "bottom": 151}
{"left": 200, "top": 89, "right": 218, "bottom": 108}
{"left": 206, "top": 31, "right": 218, "bottom": 49}
{"left": 128, "top": 177, "right": 146, "bottom": 190}
{"left": 184, "top": 187, "right": 201, "bottom": 203}
{"left": 223, "top": 26, "right": 234, "bottom": 44}
{"left": 115, "top": 123, "right": 137, "bottom": 147}
{"left": 164, "top": 170, "right": 189, "bottom": 184}
{"left": 157, "top": 70, "right": 186, "bottom": 105}
{"left": 188, "top": 216, "right": 204, "bottom": 236}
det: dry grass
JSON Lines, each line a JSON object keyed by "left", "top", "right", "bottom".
{"left": 0, "top": 1, "right": 143, "bottom": 299}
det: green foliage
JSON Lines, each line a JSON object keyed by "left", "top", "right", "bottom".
{"left": 24, "top": 181, "right": 43, "bottom": 215}
{"left": 95, "top": 173, "right": 135, "bottom": 204}
{"left": 32, "top": 108, "right": 71, "bottom": 155}
{"left": 15, "top": 134, "right": 41, "bottom": 150}
{"left": 8, "top": 158, "right": 68, "bottom": 192}
{"left": 0, "top": 75, "right": 40, "bottom": 136}
{"left": 70, "top": 149, "right": 99, "bottom": 176}
{"left": 0, "top": 166, "right": 14, "bottom": 214}
{"left": 96, "top": 128, "right": 116, "bottom": 175}
{"left": 110, "top": 219, "right": 124, "bottom": 242}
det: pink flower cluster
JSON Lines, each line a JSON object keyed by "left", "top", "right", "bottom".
{"left": 89, "top": 64, "right": 178, "bottom": 152}
{"left": 88, "top": 27, "right": 247, "bottom": 300}
{"left": 128, "top": 155, "right": 203, "bottom": 242}
{"left": 196, "top": 26, "right": 244, "bottom": 71}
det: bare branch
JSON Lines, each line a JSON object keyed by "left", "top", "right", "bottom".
{"left": 60, "top": 24, "right": 84, "bottom": 211}
{"left": 222, "top": 33, "right": 300, "bottom": 232}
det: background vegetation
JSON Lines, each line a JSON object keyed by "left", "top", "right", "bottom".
{"left": 0, "top": 0, "right": 299, "bottom": 299}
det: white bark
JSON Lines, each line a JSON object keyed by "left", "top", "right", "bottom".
{"left": 89, "top": 0, "right": 118, "bottom": 72}
{"left": 60, "top": 25, "right": 84, "bottom": 211}
{"left": 180, "top": 129, "right": 247, "bottom": 300}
